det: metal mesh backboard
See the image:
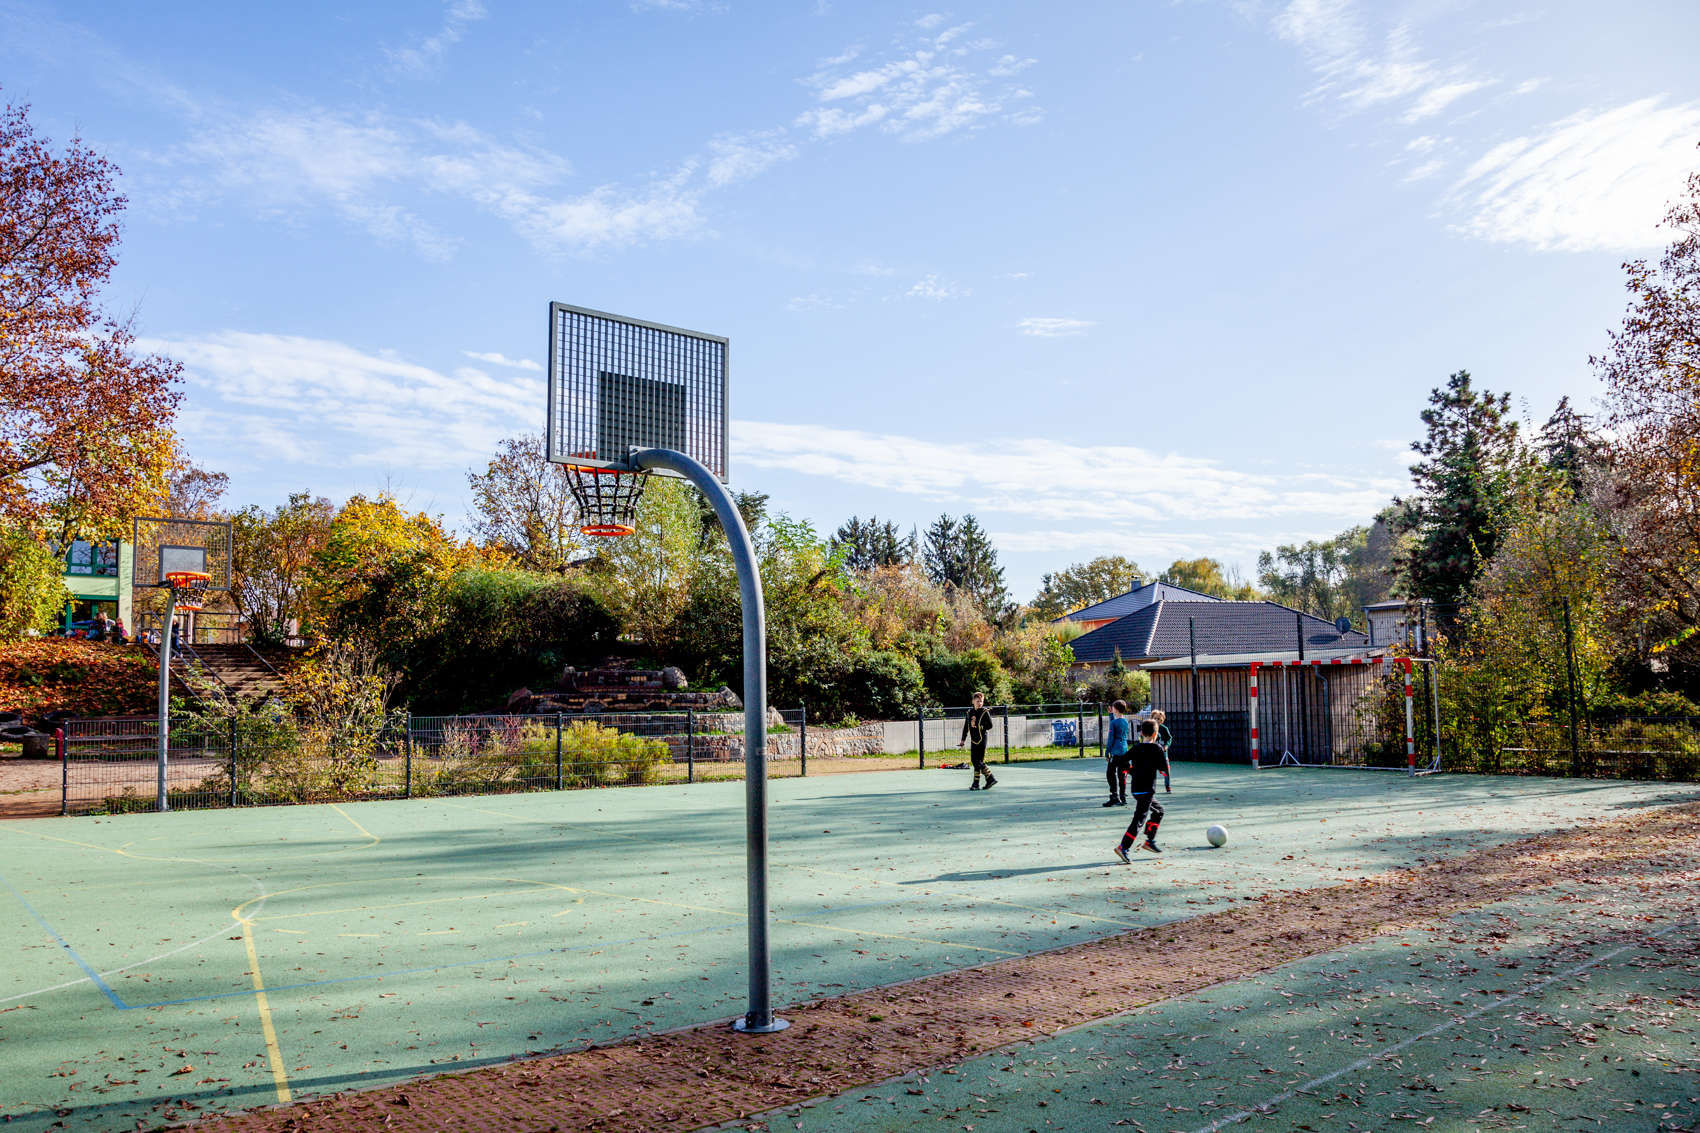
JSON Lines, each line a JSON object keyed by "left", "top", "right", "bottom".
{"left": 131, "top": 517, "right": 232, "bottom": 590}
{"left": 545, "top": 303, "right": 728, "bottom": 481}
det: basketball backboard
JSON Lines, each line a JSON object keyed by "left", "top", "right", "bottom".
{"left": 132, "top": 516, "right": 232, "bottom": 591}
{"left": 545, "top": 303, "right": 728, "bottom": 482}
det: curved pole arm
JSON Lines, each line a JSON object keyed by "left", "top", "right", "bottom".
{"left": 631, "top": 448, "right": 787, "bottom": 1034}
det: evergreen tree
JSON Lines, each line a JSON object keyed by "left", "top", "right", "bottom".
{"left": 1536, "top": 396, "right": 1599, "bottom": 493}
{"left": 922, "top": 513, "right": 1010, "bottom": 618}
{"left": 1392, "top": 371, "right": 1529, "bottom": 608}
{"left": 831, "top": 515, "right": 915, "bottom": 570}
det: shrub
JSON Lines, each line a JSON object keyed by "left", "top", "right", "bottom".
{"left": 0, "top": 527, "right": 63, "bottom": 641}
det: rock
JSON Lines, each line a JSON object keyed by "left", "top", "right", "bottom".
{"left": 20, "top": 733, "right": 51, "bottom": 759}
{"left": 660, "top": 666, "right": 688, "bottom": 691}
{"left": 506, "top": 687, "right": 535, "bottom": 713}
{"left": 718, "top": 687, "right": 742, "bottom": 710}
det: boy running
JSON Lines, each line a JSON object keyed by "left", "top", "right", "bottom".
{"left": 957, "top": 692, "right": 998, "bottom": 790}
{"left": 1113, "top": 720, "right": 1166, "bottom": 862}
{"left": 1101, "top": 699, "right": 1130, "bottom": 807}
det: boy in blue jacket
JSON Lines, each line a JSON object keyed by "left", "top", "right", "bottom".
{"left": 1101, "top": 700, "right": 1131, "bottom": 806}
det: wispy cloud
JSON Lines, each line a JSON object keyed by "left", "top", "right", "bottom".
{"left": 1273, "top": 0, "right": 1492, "bottom": 124}
{"left": 1017, "top": 317, "right": 1093, "bottom": 336}
{"left": 143, "top": 332, "right": 542, "bottom": 474}
{"left": 384, "top": 0, "right": 488, "bottom": 79}
{"left": 1450, "top": 98, "right": 1700, "bottom": 252}
{"left": 796, "top": 23, "right": 1040, "bottom": 141}
{"left": 705, "top": 130, "right": 799, "bottom": 187}
{"left": 731, "top": 421, "right": 1399, "bottom": 524}
{"left": 463, "top": 350, "right": 542, "bottom": 371}
{"left": 159, "top": 108, "right": 703, "bottom": 255}
{"left": 904, "top": 274, "right": 965, "bottom": 300}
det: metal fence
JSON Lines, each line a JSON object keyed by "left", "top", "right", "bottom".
{"left": 1456, "top": 717, "right": 1700, "bottom": 782}
{"left": 894, "top": 703, "right": 1112, "bottom": 763}
{"left": 52, "top": 709, "right": 808, "bottom": 816}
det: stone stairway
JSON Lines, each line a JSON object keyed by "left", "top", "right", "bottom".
{"left": 187, "top": 643, "right": 288, "bottom": 701}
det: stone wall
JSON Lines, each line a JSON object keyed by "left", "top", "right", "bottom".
{"left": 663, "top": 722, "right": 886, "bottom": 763}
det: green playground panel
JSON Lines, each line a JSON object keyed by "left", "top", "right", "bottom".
{"left": 1, "top": 762, "right": 1694, "bottom": 1132}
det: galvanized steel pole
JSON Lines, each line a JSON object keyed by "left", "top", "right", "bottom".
{"left": 157, "top": 597, "right": 177, "bottom": 812}
{"left": 634, "top": 449, "right": 786, "bottom": 1035}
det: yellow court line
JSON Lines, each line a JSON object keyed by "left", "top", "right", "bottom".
{"left": 495, "top": 922, "right": 528, "bottom": 928}
{"left": 0, "top": 819, "right": 378, "bottom": 864}
{"left": 329, "top": 803, "right": 380, "bottom": 843}
{"left": 240, "top": 920, "right": 292, "bottom": 1105}
{"left": 418, "top": 930, "right": 459, "bottom": 935}
{"left": 273, "top": 929, "right": 307, "bottom": 934}
{"left": 339, "top": 934, "right": 380, "bottom": 938}
{"left": 437, "top": 800, "right": 1143, "bottom": 929}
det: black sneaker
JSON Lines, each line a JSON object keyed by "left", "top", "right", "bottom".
{"left": 1143, "top": 839, "right": 1161, "bottom": 854}
{"left": 1114, "top": 845, "right": 1132, "bottom": 865}
{"left": 1116, "top": 798, "right": 1128, "bottom": 806}
{"left": 969, "top": 782, "right": 981, "bottom": 790}
{"left": 983, "top": 776, "right": 997, "bottom": 790}
{"left": 1101, "top": 799, "right": 1118, "bottom": 807}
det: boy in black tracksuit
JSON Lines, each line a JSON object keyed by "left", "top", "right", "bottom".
{"left": 1114, "top": 720, "right": 1166, "bottom": 862}
{"left": 957, "top": 692, "right": 997, "bottom": 790}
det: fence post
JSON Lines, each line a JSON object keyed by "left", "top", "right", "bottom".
{"left": 404, "top": 723, "right": 413, "bottom": 800}
{"left": 57, "top": 728, "right": 66, "bottom": 817}
{"left": 917, "top": 706, "right": 925, "bottom": 770}
{"left": 229, "top": 715, "right": 238, "bottom": 809}
{"left": 1002, "top": 703, "right": 1010, "bottom": 764}
{"left": 1077, "top": 704, "right": 1084, "bottom": 758}
{"left": 687, "top": 709, "right": 695, "bottom": 783}
{"left": 799, "top": 705, "right": 807, "bottom": 778}
{"left": 555, "top": 712, "right": 565, "bottom": 791}
{"left": 1096, "top": 701, "right": 1104, "bottom": 758}
{"left": 1430, "top": 663, "right": 1441, "bottom": 770}
{"left": 1562, "top": 597, "right": 1581, "bottom": 777}
{"left": 1192, "top": 617, "right": 1202, "bottom": 763}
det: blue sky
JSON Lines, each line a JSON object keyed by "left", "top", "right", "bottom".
{"left": 6, "top": 0, "right": 1697, "bottom": 598}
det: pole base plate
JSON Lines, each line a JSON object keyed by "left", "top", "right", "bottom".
{"left": 733, "top": 1016, "right": 790, "bottom": 1034}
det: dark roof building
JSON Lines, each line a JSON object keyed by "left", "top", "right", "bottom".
{"left": 1067, "top": 600, "right": 1368, "bottom": 669}
{"left": 1054, "top": 579, "right": 1221, "bottom": 632}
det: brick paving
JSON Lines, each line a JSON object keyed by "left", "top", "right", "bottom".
{"left": 182, "top": 800, "right": 1700, "bottom": 1133}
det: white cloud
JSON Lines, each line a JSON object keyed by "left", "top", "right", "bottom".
{"left": 142, "top": 331, "right": 540, "bottom": 474}
{"left": 787, "top": 294, "right": 845, "bottom": 311}
{"left": 463, "top": 350, "right": 542, "bottom": 371}
{"left": 1402, "top": 158, "right": 1446, "bottom": 181}
{"left": 730, "top": 421, "right": 1399, "bottom": 524}
{"left": 384, "top": 0, "right": 488, "bottom": 79}
{"left": 1273, "top": 0, "right": 1494, "bottom": 124}
{"left": 795, "top": 23, "right": 1039, "bottom": 142}
{"left": 905, "top": 274, "right": 965, "bottom": 300}
{"left": 915, "top": 14, "right": 946, "bottom": 29}
{"left": 705, "top": 131, "right": 799, "bottom": 187}
{"left": 1451, "top": 98, "right": 1700, "bottom": 252}
{"left": 163, "top": 108, "right": 703, "bottom": 254}
{"left": 1017, "top": 317, "right": 1093, "bottom": 336}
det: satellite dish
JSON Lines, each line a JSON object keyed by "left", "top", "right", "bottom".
{"left": 1334, "top": 616, "right": 1353, "bottom": 634}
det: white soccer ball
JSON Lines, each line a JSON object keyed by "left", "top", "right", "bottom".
{"left": 1206, "top": 824, "right": 1229, "bottom": 848}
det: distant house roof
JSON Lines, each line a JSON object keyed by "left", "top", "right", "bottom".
{"left": 1055, "top": 580, "right": 1222, "bottom": 624}
{"left": 1067, "top": 601, "right": 1370, "bottom": 666}
{"left": 1142, "top": 647, "right": 1389, "bottom": 670}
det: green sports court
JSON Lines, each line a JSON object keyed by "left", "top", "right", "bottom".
{"left": 3, "top": 760, "right": 1697, "bottom": 1132}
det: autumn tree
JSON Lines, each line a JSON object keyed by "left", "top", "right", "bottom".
{"left": 1030, "top": 555, "right": 1143, "bottom": 619}
{"left": 1594, "top": 166, "right": 1700, "bottom": 667}
{"left": 1257, "top": 520, "right": 1394, "bottom": 622}
{"left": 231, "top": 493, "right": 337, "bottom": 646}
{"left": 466, "top": 434, "right": 591, "bottom": 572}
{"left": 0, "top": 97, "right": 183, "bottom": 543}
{"left": 1159, "top": 558, "right": 1258, "bottom": 600}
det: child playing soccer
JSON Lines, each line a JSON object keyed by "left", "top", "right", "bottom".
{"left": 1113, "top": 720, "right": 1167, "bottom": 862}
{"left": 1101, "top": 700, "right": 1131, "bottom": 806}
{"left": 1150, "top": 709, "right": 1174, "bottom": 792}
{"left": 957, "top": 692, "right": 997, "bottom": 790}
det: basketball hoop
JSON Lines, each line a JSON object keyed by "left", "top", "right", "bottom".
{"left": 564, "top": 465, "right": 647, "bottom": 537}
{"left": 163, "top": 570, "right": 211, "bottom": 612}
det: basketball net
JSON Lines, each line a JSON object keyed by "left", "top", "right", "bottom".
{"left": 563, "top": 466, "right": 646, "bottom": 537}
{"left": 163, "top": 570, "right": 211, "bottom": 612}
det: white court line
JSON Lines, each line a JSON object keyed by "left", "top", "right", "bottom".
{"left": 1187, "top": 920, "right": 1695, "bottom": 1133}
